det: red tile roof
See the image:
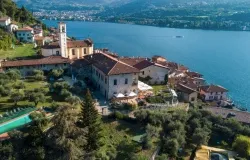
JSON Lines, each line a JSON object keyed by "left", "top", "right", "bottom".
{"left": 119, "top": 57, "right": 146, "bottom": 66}
{"left": 42, "top": 39, "right": 93, "bottom": 49}
{"left": 1, "top": 56, "right": 71, "bottom": 67}
{"left": 186, "top": 71, "right": 203, "bottom": 78}
{"left": 85, "top": 52, "right": 140, "bottom": 75}
{"left": 177, "top": 83, "right": 197, "bottom": 94}
{"left": 120, "top": 57, "right": 169, "bottom": 70}
{"left": 16, "top": 26, "right": 33, "bottom": 31}
{"left": 67, "top": 39, "right": 93, "bottom": 48}
{"left": 0, "top": 16, "right": 10, "bottom": 22}
{"left": 200, "top": 85, "right": 228, "bottom": 93}
{"left": 42, "top": 42, "right": 60, "bottom": 49}
{"left": 133, "top": 59, "right": 154, "bottom": 70}
{"left": 35, "top": 36, "right": 44, "bottom": 40}
{"left": 178, "top": 65, "right": 189, "bottom": 71}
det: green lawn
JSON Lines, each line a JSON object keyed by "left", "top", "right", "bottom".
{"left": 0, "top": 44, "right": 37, "bottom": 59}
{"left": 98, "top": 119, "right": 157, "bottom": 159}
{"left": 152, "top": 85, "right": 166, "bottom": 94}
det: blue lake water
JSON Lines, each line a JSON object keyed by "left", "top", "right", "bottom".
{"left": 43, "top": 20, "right": 250, "bottom": 109}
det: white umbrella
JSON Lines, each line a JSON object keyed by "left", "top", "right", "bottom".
{"left": 114, "top": 93, "right": 125, "bottom": 98}
{"left": 128, "top": 92, "right": 137, "bottom": 97}
{"left": 138, "top": 81, "right": 153, "bottom": 91}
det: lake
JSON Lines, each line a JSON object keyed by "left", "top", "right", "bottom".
{"left": 43, "top": 20, "right": 250, "bottom": 109}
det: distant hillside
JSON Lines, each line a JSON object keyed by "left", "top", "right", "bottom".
{"left": 0, "top": 0, "right": 38, "bottom": 24}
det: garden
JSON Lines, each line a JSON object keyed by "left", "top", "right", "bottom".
{"left": 0, "top": 44, "right": 38, "bottom": 59}
{"left": 0, "top": 69, "right": 83, "bottom": 122}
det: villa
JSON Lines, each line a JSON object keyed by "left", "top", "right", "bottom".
{"left": 200, "top": 85, "right": 228, "bottom": 101}
{"left": 74, "top": 52, "right": 141, "bottom": 99}
{"left": 41, "top": 22, "right": 94, "bottom": 59}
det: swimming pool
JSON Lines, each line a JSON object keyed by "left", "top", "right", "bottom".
{"left": 0, "top": 114, "right": 32, "bottom": 134}
{"left": 211, "top": 152, "right": 229, "bottom": 160}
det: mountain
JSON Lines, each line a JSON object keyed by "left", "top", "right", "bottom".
{"left": 0, "top": 0, "right": 38, "bottom": 24}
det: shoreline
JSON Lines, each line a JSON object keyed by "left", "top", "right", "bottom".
{"left": 43, "top": 20, "right": 249, "bottom": 110}
{"left": 42, "top": 19, "right": 250, "bottom": 32}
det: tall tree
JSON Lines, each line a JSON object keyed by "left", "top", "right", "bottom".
{"left": 29, "top": 92, "right": 45, "bottom": 106}
{"left": 0, "top": 0, "right": 6, "bottom": 15}
{"left": 80, "top": 89, "right": 102, "bottom": 152}
{"left": 46, "top": 105, "right": 87, "bottom": 160}
{"left": 21, "top": 120, "right": 46, "bottom": 160}
{"left": 10, "top": 90, "right": 24, "bottom": 106}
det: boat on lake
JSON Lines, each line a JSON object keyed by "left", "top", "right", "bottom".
{"left": 175, "top": 36, "right": 184, "bottom": 38}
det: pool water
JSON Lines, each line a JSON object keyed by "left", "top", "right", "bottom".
{"left": 211, "top": 152, "right": 229, "bottom": 160}
{"left": 0, "top": 115, "right": 32, "bottom": 134}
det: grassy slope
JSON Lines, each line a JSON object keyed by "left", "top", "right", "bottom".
{"left": 0, "top": 44, "right": 36, "bottom": 59}
{"left": 99, "top": 119, "right": 157, "bottom": 159}
{"left": 0, "top": 80, "right": 69, "bottom": 114}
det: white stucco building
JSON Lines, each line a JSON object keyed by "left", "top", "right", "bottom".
{"left": 120, "top": 58, "right": 169, "bottom": 84}
{"left": 42, "top": 22, "right": 94, "bottom": 59}
{"left": 200, "top": 85, "right": 228, "bottom": 101}
{"left": 0, "top": 17, "right": 11, "bottom": 27}
{"left": 0, "top": 16, "right": 18, "bottom": 32}
{"left": 73, "top": 52, "right": 140, "bottom": 99}
{"left": 16, "top": 27, "right": 35, "bottom": 43}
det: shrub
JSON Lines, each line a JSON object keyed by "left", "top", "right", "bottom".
{"left": 50, "top": 102, "right": 60, "bottom": 111}
{"left": 114, "top": 111, "right": 124, "bottom": 119}
{"left": 142, "top": 135, "right": 153, "bottom": 150}
{"left": 60, "top": 89, "right": 72, "bottom": 100}
{"left": 13, "top": 81, "right": 25, "bottom": 89}
{"left": 146, "top": 96, "right": 165, "bottom": 103}
{"left": 0, "top": 85, "right": 11, "bottom": 96}
{"left": 49, "top": 69, "right": 64, "bottom": 79}
{"left": 31, "top": 70, "right": 44, "bottom": 81}
{"left": 29, "top": 112, "right": 45, "bottom": 120}
{"left": 233, "top": 135, "right": 250, "bottom": 158}
{"left": 138, "top": 101, "right": 146, "bottom": 106}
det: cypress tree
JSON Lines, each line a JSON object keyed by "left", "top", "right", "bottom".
{"left": 80, "top": 89, "right": 102, "bottom": 152}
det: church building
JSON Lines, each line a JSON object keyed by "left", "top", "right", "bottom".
{"left": 41, "top": 22, "right": 94, "bottom": 59}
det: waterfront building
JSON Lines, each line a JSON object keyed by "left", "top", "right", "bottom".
{"left": 41, "top": 22, "right": 93, "bottom": 59}
{"left": 200, "top": 85, "right": 228, "bottom": 101}
{"left": 152, "top": 55, "right": 167, "bottom": 64}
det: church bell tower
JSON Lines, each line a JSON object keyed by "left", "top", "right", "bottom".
{"left": 58, "top": 22, "right": 67, "bottom": 58}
